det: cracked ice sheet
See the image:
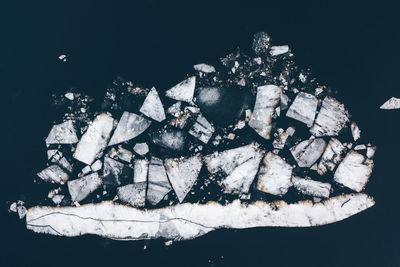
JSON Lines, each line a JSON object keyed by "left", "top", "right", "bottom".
{"left": 249, "top": 85, "right": 282, "bottom": 139}
{"left": 26, "top": 193, "right": 374, "bottom": 241}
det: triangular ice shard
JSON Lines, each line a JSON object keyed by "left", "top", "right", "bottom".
{"left": 108, "top": 112, "right": 151, "bottom": 146}
{"left": 147, "top": 157, "right": 172, "bottom": 205}
{"left": 164, "top": 155, "right": 202, "bottom": 203}
{"left": 139, "top": 87, "right": 166, "bottom": 122}
{"left": 165, "top": 76, "right": 196, "bottom": 103}
{"left": 45, "top": 120, "right": 78, "bottom": 146}
{"left": 67, "top": 172, "right": 102, "bottom": 202}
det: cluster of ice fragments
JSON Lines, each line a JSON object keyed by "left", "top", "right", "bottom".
{"left": 11, "top": 32, "right": 378, "bottom": 241}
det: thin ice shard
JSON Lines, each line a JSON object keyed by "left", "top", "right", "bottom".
{"left": 147, "top": 157, "right": 172, "bottom": 205}
{"left": 270, "top": 45, "right": 289, "bottom": 56}
{"left": 334, "top": 151, "right": 374, "bottom": 192}
{"left": 249, "top": 85, "right": 282, "bottom": 139}
{"left": 108, "top": 112, "right": 151, "bottom": 146}
{"left": 310, "top": 97, "right": 348, "bottom": 137}
{"left": 350, "top": 122, "right": 361, "bottom": 141}
{"left": 139, "top": 87, "right": 166, "bottom": 122}
{"left": 290, "top": 138, "right": 327, "bottom": 168}
{"left": 26, "top": 193, "right": 374, "bottom": 240}
{"left": 45, "top": 120, "right": 78, "bottom": 146}
{"left": 37, "top": 165, "right": 69, "bottom": 184}
{"left": 380, "top": 97, "right": 400, "bottom": 109}
{"left": 74, "top": 113, "right": 114, "bottom": 165}
{"left": 165, "top": 76, "right": 196, "bottom": 103}
{"left": 205, "top": 143, "right": 264, "bottom": 194}
{"left": 164, "top": 156, "right": 202, "bottom": 203}
{"left": 67, "top": 172, "right": 102, "bottom": 202}
{"left": 256, "top": 152, "right": 292, "bottom": 196}
{"left": 286, "top": 92, "right": 318, "bottom": 127}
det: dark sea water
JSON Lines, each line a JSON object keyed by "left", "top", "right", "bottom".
{"left": 2, "top": 1, "right": 400, "bottom": 266}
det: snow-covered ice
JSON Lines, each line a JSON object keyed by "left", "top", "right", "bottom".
{"left": 380, "top": 97, "right": 400, "bottom": 109}
{"left": 292, "top": 177, "right": 331, "bottom": 198}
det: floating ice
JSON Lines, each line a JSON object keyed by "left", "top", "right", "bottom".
{"left": 292, "top": 177, "right": 331, "bottom": 198}
{"left": 164, "top": 156, "right": 202, "bottom": 203}
{"left": 290, "top": 138, "right": 327, "bottom": 168}
{"left": 152, "top": 128, "right": 186, "bottom": 151}
{"left": 317, "top": 138, "right": 346, "bottom": 175}
{"left": 74, "top": 113, "right": 114, "bottom": 165}
{"left": 249, "top": 85, "right": 282, "bottom": 139}
{"left": 188, "top": 114, "right": 215, "bottom": 144}
{"left": 165, "top": 76, "right": 196, "bottom": 103}
{"left": 351, "top": 122, "right": 361, "bottom": 141}
{"left": 286, "top": 92, "right": 318, "bottom": 127}
{"left": 139, "top": 87, "right": 166, "bottom": 122}
{"left": 45, "top": 120, "right": 78, "bottom": 146}
{"left": 133, "top": 143, "right": 149, "bottom": 156}
{"left": 117, "top": 183, "right": 146, "bottom": 207}
{"left": 252, "top": 32, "right": 271, "bottom": 55}
{"left": 147, "top": 157, "right": 172, "bottom": 205}
{"left": 133, "top": 159, "right": 148, "bottom": 183}
{"left": 103, "top": 156, "right": 125, "bottom": 186}
{"left": 37, "top": 165, "right": 69, "bottom": 184}
{"left": 380, "top": 97, "right": 400, "bottom": 109}
{"left": 108, "top": 112, "right": 151, "bottom": 146}
{"left": 194, "top": 63, "right": 216, "bottom": 73}
{"left": 270, "top": 45, "right": 289, "bottom": 56}
{"left": 67, "top": 172, "right": 102, "bottom": 202}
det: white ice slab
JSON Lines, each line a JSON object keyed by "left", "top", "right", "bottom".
{"left": 270, "top": 45, "right": 289, "bottom": 56}
{"left": 194, "top": 63, "right": 216, "bottom": 73}
{"left": 45, "top": 120, "right": 78, "bottom": 146}
{"left": 74, "top": 113, "right": 114, "bottom": 165}
{"left": 108, "top": 112, "right": 151, "bottom": 146}
{"left": 249, "top": 85, "right": 282, "bottom": 139}
{"left": 117, "top": 183, "right": 146, "bottom": 207}
{"left": 67, "top": 172, "right": 102, "bottom": 202}
{"left": 286, "top": 92, "right": 318, "bottom": 127}
{"left": 290, "top": 138, "right": 327, "bottom": 168}
{"left": 37, "top": 165, "right": 69, "bottom": 184}
{"left": 188, "top": 114, "right": 215, "bottom": 144}
{"left": 133, "top": 159, "right": 149, "bottom": 183}
{"left": 139, "top": 87, "right": 166, "bottom": 122}
{"left": 380, "top": 97, "right": 400, "bottom": 109}
{"left": 165, "top": 76, "right": 196, "bottom": 103}
{"left": 26, "top": 193, "right": 374, "bottom": 241}
{"left": 317, "top": 138, "right": 346, "bottom": 175}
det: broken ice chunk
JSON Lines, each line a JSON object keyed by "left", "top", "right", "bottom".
{"left": 193, "top": 63, "right": 216, "bottom": 73}
{"left": 292, "top": 177, "right": 331, "bottom": 198}
{"left": 286, "top": 92, "right": 318, "bottom": 127}
{"left": 139, "top": 87, "right": 166, "bottom": 122}
{"left": 165, "top": 76, "right": 196, "bottom": 103}
{"left": 134, "top": 159, "right": 149, "bottom": 183}
{"left": 45, "top": 120, "right": 78, "bottom": 146}
{"left": 147, "top": 157, "right": 172, "bottom": 205}
{"left": 280, "top": 94, "right": 290, "bottom": 110}
{"left": 152, "top": 128, "right": 186, "bottom": 151}
{"left": 334, "top": 151, "right": 373, "bottom": 192}
{"left": 204, "top": 143, "right": 264, "bottom": 194}
{"left": 103, "top": 156, "right": 125, "bottom": 186}
{"left": 317, "top": 138, "right": 346, "bottom": 175}
{"left": 68, "top": 172, "right": 102, "bottom": 202}
{"left": 252, "top": 32, "right": 271, "bottom": 55}
{"left": 17, "top": 205, "right": 27, "bottom": 219}
{"left": 37, "top": 165, "right": 69, "bottom": 184}
{"left": 117, "top": 146, "right": 133, "bottom": 163}
{"left": 47, "top": 149, "right": 58, "bottom": 160}
{"left": 270, "top": 45, "right": 289, "bottom": 56}
{"left": 117, "top": 183, "right": 146, "bottom": 207}
{"left": 351, "top": 122, "right": 361, "bottom": 141}
{"left": 133, "top": 143, "right": 149, "bottom": 156}
{"left": 249, "top": 85, "right": 282, "bottom": 139}
{"left": 354, "top": 144, "right": 367, "bottom": 150}
{"left": 51, "top": 156, "right": 73, "bottom": 173}
{"left": 167, "top": 101, "right": 182, "bottom": 116}
{"left": 188, "top": 114, "right": 215, "bottom": 144}
{"left": 272, "top": 128, "right": 289, "bottom": 150}
{"left": 74, "top": 113, "right": 114, "bottom": 165}
{"left": 380, "top": 97, "right": 400, "bottom": 109}
{"left": 64, "top": 92, "right": 74, "bottom": 100}
{"left": 366, "top": 146, "right": 376, "bottom": 159}
{"left": 108, "top": 112, "right": 151, "bottom": 146}
{"left": 310, "top": 97, "right": 348, "bottom": 137}
{"left": 256, "top": 152, "right": 293, "bottom": 196}
{"left": 290, "top": 138, "right": 327, "bottom": 168}
{"left": 164, "top": 155, "right": 202, "bottom": 203}
{"left": 91, "top": 159, "right": 102, "bottom": 172}
{"left": 52, "top": 194, "right": 64, "bottom": 205}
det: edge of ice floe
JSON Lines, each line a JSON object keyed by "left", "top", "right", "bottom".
{"left": 26, "top": 193, "right": 374, "bottom": 241}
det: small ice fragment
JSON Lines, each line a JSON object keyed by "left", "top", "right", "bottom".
{"left": 81, "top": 165, "right": 91, "bottom": 175}
{"left": 147, "top": 157, "right": 172, "bottom": 205}
{"left": 194, "top": 63, "right": 216, "bottom": 73}
{"left": 167, "top": 101, "right": 182, "bottom": 116}
{"left": 91, "top": 159, "right": 102, "bottom": 172}
{"left": 286, "top": 92, "right": 318, "bottom": 127}
{"left": 292, "top": 177, "right": 331, "bottom": 198}
{"left": 354, "top": 144, "right": 367, "bottom": 150}
{"left": 334, "top": 151, "right": 373, "bottom": 192}
{"left": 188, "top": 114, "right": 215, "bottom": 144}
{"left": 139, "top": 87, "right": 166, "bottom": 122}
{"left": 286, "top": 126, "right": 296, "bottom": 136}
{"left": 74, "top": 113, "right": 114, "bottom": 165}
{"left": 256, "top": 152, "right": 293, "bottom": 196}
{"left": 45, "top": 120, "right": 78, "bottom": 146}
{"left": 290, "top": 138, "right": 327, "bottom": 168}
{"left": 165, "top": 76, "right": 196, "bottom": 103}
{"left": 204, "top": 143, "right": 264, "bottom": 194}
{"left": 133, "top": 143, "right": 149, "bottom": 156}
{"left": 351, "top": 122, "right": 361, "bottom": 141}
{"left": 249, "top": 85, "right": 282, "bottom": 139}
{"left": 58, "top": 54, "right": 67, "bottom": 62}
{"left": 108, "top": 112, "right": 151, "bottom": 146}
{"left": 272, "top": 128, "right": 289, "bottom": 150}
{"left": 47, "top": 149, "right": 58, "bottom": 160}
{"left": 317, "top": 138, "right": 346, "bottom": 175}
{"left": 134, "top": 159, "right": 149, "bottom": 183}
{"left": 117, "top": 146, "right": 133, "bottom": 163}
{"left": 380, "top": 97, "right": 400, "bottom": 109}
{"left": 52, "top": 156, "right": 73, "bottom": 173}
{"left": 64, "top": 92, "right": 74, "bottom": 100}
{"left": 9, "top": 202, "right": 17, "bottom": 212}
{"left": 280, "top": 94, "right": 290, "bottom": 110}
{"left": 270, "top": 45, "right": 289, "bottom": 56}
{"left": 164, "top": 155, "right": 202, "bottom": 203}
{"left": 52, "top": 194, "right": 64, "bottom": 205}
{"left": 310, "top": 97, "right": 348, "bottom": 137}
{"left": 67, "top": 172, "right": 102, "bottom": 202}
{"left": 17, "top": 205, "right": 27, "bottom": 219}
{"left": 37, "top": 165, "right": 69, "bottom": 184}
{"left": 366, "top": 146, "right": 376, "bottom": 159}
{"left": 117, "top": 183, "right": 146, "bottom": 207}
{"left": 103, "top": 156, "right": 126, "bottom": 186}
